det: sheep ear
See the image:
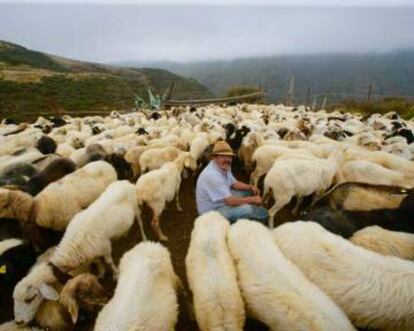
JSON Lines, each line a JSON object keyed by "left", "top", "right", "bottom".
{"left": 67, "top": 300, "right": 79, "bottom": 324}
{"left": 39, "top": 283, "right": 59, "bottom": 301}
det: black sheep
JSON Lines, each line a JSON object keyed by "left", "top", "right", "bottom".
{"left": 150, "top": 112, "right": 161, "bottom": 121}
{"left": 25, "top": 157, "right": 77, "bottom": 196}
{"left": 104, "top": 154, "right": 133, "bottom": 181}
{"left": 0, "top": 162, "right": 38, "bottom": 187}
{"left": 304, "top": 182, "right": 414, "bottom": 237}
{"left": 92, "top": 126, "right": 102, "bottom": 135}
{"left": 49, "top": 116, "right": 67, "bottom": 128}
{"left": 36, "top": 135, "right": 57, "bottom": 154}
{"left": 0, "top": 239, "right": 37, "bottom": 287}
{"left": 136, "top": 127, "right": 149, "bottom": 135}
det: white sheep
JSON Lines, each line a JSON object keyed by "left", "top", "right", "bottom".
{"left": 250, "top": 144, "right": 315, "bottom": 186}
{"left": 189, "top": 132, "right": 211, "bottom": 163}
{"left": 94, "top": 242, "right": 180, "bottom": 331}
{"left": 0, "top": 161, "right": 117, "bottom": 232}
{"left": 345, "top": 148, "right": 414, "bottom": 175}
{"left": 350, "top": 225, "right": 414, "bottom": 260}
{"left": 124, "top": 145, "right": 151, "bottom": 179}
{"left": 50, "top": 180, "right": 144, "bottom": 275}
{"left": 139, "top": 146, "right": 182, "bottom": 173}
{"left": 341, "top": 159, "right": 414, "bottom": 188}
{"left": 33, "top": 160, "right": 117, "bottom": 231}
{"left": 13, "top": 250, "right": 60, "bottom": 325}
{"left": 186, "top": 211, "right": 245, "bottom": 331}
{"left": 136, "top": 152, "right": 195, "bottom": 241}
{"left": 263, "top": 150, "right": 343, "bottom": 227}
{"left": 273, "top": 221, "right": 414, "bottom": 331}
{"left": 0, "top": 321, "right": 42, "bottom": 331}
{"left": 13, "top": 246, "right": 107, "bottom": 329}
{"left": 228, "top": 220, "right": 355, "bottom": 331}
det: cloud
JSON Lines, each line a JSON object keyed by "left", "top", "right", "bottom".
{"left": 0, "top": 4, "right": 413, "bottom": 62}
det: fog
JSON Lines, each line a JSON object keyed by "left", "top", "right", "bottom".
{"left": 0, "top": 1, "right": 413, "bottom": 63}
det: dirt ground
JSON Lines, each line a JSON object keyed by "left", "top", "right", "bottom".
{"left": 1, "top": 166, "right": 297, "bottom": 330}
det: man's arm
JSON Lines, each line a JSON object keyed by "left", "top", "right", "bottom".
{"left": 231, "top": 180, "right": 260, "bottom": 195}
{"left": 224, "top": 194, "right": 262, "bottom": 206}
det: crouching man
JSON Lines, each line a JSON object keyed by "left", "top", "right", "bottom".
{"left": 196, "top": 141, "right": 268, "bottom": 224}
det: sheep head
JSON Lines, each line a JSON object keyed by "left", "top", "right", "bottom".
{"left": 13, "top": 264, "right": 58, "bottom": 325}
{"left": 59, "top": 273, "right": 110, "bottom": 324}
{"left": 0, "top": 188, "right": 33, "bottom": 222}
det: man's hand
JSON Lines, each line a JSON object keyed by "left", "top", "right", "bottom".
{"left": 250, "top": 195, "right": 263, "bottom": 205}
{"left": 250, "top": 185, "right": 260, "bottom": 196}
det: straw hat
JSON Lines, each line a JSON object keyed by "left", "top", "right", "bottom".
{"left": 210, "top": 141, "right": 235, "bottom": 157}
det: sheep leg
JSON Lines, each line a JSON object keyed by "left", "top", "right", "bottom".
{"left": 152, "top": 215, "right": 168, "bottom": 242}
{"left": 250, "top": 170, "right": 259, "bottom": 186}
{"left": 175, "top": 191, "right": 183, "bottom": 212}
{"left": 103, "top": 253, "right": 119, "bottom": 280}
{"left": 292, "top": 196, "right": 303, "bottom": 215}
{"left": 268, "top": 195, "right": 291, "bottom": 229}
{"left": 136, "top": 212, "right": 147, "bottom": 241}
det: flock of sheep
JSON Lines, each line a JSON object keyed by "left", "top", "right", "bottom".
{"left": 1, "top": 103, "right": 414, "bottom": 331}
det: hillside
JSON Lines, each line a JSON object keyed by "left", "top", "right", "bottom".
{"left": 121, "top": 50, "right": 414, "bottom": 104}
{"left": 0, "top": 40, "right": 213, "bottom": 121}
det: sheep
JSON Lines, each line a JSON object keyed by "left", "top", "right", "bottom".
{"left": 185, "top": 211, "right": 245, "bottom": 331}
{"left": 50, "top": 180, "right": 143, "bottom": 276}
{"left": 0, "top": 162, "right": 38, "bottom": 187}
{"left": 0, "top": 238, "right": 37, "bottom": 287}
{"left": 13, "top": 254, "right": 60, "bottom": 325}
{"left": 250, "top": 144, "right": 315, "bottom": 186}
{"left": 345, "top": 148, "right": 414, "bottom": 175}
{"left": 124, "top": 145, "right": 151, "bottom": 179}
{"left": 58, "top": 273, "right": 110, "bottom": 324}
{"left": 139, "top": 146, "right": 182, "bottom": 173}
{"left": 32, "top": 161, "right": 116, "bottom": 231}
{"left": 94, "top": 242, "right": 180, "bottom": 331}
{"left": 0, "top": 151, "right": 44, "bottom": 174}
{"left": 304, "top": 183, "right": 414, "bottom": 238}
{"left": 136, "top": 152, "right": 196, "bottom": 241}
{"left": 0, "top": 321, "right": 42, "bottom": 331}
{"left": 189, "top": 132, "right": 211, "bottom": 164}
{"left": 237, "top": 131, "right": 264, "bottom": 173}
{"left": 70, "top": 144, "right": 108, "bottom": 167}
{"left": 263, "top": 150, "right": 343, "bottom": 228}
{"left": 227, "top": 220, "right": 355, "bottom": 331}
{"left": 13, "top": 245, "right": 107, "bottom": 328}
{"left": 36, "top": 135, "right": 57, "bottom": 155}
{"left": 24, "top": 157, "right": 76, "bottom": 196}
{"left": 102, "top": 153, "right": 133, "bottom": 181}
{"left": 272, "top": 221, "right": 414, "bottom": 331}
{"left": 56, "top": 143, "right": 76, "bottom": 158}
{"left": 350, "top": 226, "right": 414, "bottom": 260}
{"left": 340, "top": 159, "right": 414, "bottom": 188}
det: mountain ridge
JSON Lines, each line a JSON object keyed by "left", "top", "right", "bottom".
{"left": 0, "top": 40, "right": 213, "bottom": 121}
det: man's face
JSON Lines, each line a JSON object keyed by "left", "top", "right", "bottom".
{"left": 214, "top": 155, "right": 233, "bottom": 171}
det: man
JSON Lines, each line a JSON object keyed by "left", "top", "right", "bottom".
{"left": 196, "top": 140, "right": 268, "bottom": 224}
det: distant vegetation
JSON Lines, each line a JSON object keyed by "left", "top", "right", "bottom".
{"left": 0, "top": 40, "right": 213, "bottom": 122}
{"left": 328, "top": 97, "right": 414, "bottom": 120}
{"left": 225, "top": 85, "right": 262, "bottom": 103}
{"left": 126, "top": 50, "right": 414, "bottom": 105}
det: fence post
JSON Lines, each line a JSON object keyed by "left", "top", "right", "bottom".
{"left": 287, "top": 75, "right": 295, "bottom": 106}
{"left": 367, "top": 82, "right": 373, "bottom": 103}
{"left": 311, "top": 95, "right": 318, "bottom": 111}
{"left": 321, "top": 94, "right": 328, "bottom": 110}
{"left": 305, "top": 87, "right": 310, "bottom": 107}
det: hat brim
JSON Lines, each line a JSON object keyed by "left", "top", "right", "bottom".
{"left": 210, "top": 152, "right": 236, "bottom": 157}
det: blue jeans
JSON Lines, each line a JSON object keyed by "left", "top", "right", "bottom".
{"left": 216, "top": 190, "right": 268, "bottom": 224}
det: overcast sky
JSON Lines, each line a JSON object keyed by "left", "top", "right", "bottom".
{"left": 0, "top": 1, "right": 413, "bottom": 63}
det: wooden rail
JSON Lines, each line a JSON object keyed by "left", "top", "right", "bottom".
{"left": 162, "top": 91, "right": 265, "bottom": 107}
